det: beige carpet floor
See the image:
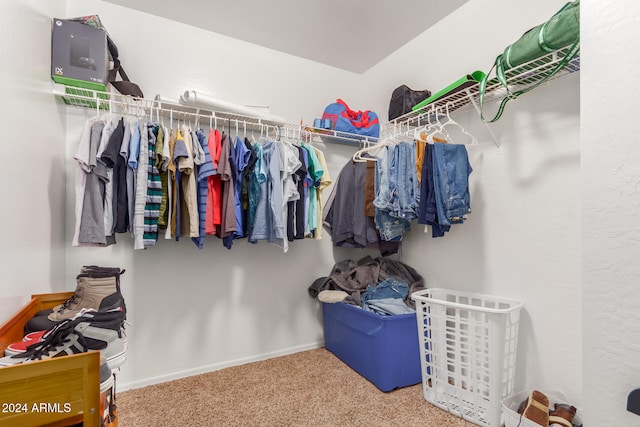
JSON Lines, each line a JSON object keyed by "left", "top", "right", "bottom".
{"left": 116, "top": 348, "right": 477, "bottom": 427}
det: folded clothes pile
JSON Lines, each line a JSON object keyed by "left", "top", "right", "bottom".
{"left": 310, "top": 255, "right": 425, "bottom": 316}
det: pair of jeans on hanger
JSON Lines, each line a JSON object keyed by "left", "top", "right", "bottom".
{"left": 418, "top": 143, "right": 472, "bottom": 237}
{"left": 391, "top": 141, "right": 420, "bottom": 221}
{"left": 432, "top": 143, "right": 472, "bottom": 225}
{"left": 373, "top": 144, "right": 410, "bottom": 241}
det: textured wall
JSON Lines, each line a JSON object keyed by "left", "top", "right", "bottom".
{"left": 582, "top": 0, "right": 640, "bottom": 425}
{"left": 63, "top": 0, "right": 364, "bottom": 390}
{"left": 0, "top": 0, "right": 67, "bottom": 323}
{"left": 9, "top": 2, "right": 637, "bottom": 422}
{"left": 362, "top": 0, "right": 582, "bottom": 405}
{"left": 60, "top": 0, "right": 584, "bottom": 400}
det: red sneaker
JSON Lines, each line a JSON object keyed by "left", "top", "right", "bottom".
{"left": 4, "top": 330, "right": 46, "bottom": 357}
{"left": 23, "top": 330, "right": 46, "bottom": 342}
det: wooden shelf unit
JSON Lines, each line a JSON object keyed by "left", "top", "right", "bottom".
{"left": 0, "top": 293, "right": 101, "bottom": 427}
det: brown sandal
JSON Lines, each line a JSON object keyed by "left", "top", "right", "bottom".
{"left": 549, "top": 403, "right": 576, "bottom": 427}
{"left": 520, "top": 390, "right": 550, "bottom": 426}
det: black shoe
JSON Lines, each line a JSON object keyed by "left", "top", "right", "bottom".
{"left": 2, "top": 307, "right": 127, "bottom": 369}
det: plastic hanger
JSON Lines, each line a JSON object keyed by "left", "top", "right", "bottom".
{"left": 412, "top": 105, "right": 434, "bottom": 139}
{"left": 352, "top": 137, "right": 394, "bottom": 163}
{"left": 391, "top": 122, "right": 414, "bottom": 144}
{"left": 422, "top": 106, "right": 450, "bottom": 143}
{"left": 431, "top": 102, "right": 477, "bottom": 145}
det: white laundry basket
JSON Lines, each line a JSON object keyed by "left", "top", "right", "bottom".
{"left": 411, "top": 288, "right": 524, "bottom": 427}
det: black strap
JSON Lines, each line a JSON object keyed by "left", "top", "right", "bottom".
{"left": 106, "top": 35, "right": 144, "bottom": 98}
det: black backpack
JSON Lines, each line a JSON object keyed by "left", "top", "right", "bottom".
{"left": 388, "top": 85, "right": 431, "bottom": 121}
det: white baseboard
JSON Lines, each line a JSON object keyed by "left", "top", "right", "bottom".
{"left": 117, "top": 340, "right": 325, "bottom": 391}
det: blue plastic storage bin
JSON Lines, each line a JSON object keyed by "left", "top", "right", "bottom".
{"left": 322, "top": 301, "right": 422, "bottom": 392}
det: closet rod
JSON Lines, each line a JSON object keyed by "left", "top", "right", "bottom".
{"left": 53, "top": 83, "right": 283, "bottom": 130}
{"left": 53, "top": 83, "right": 377, "bottom": 146}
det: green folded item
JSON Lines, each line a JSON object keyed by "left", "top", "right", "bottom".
{"left": 502, "top": 0, "right": 579, "bottom": 70}
{"left": 479, "top": 0, "right": 580, "bottom": 122}
{"left": 412, "top": 71, "right": 486, "bottom": 112}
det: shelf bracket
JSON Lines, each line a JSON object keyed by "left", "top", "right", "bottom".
{"left": 467, "top": 88, "right": 501, "bottom": 152}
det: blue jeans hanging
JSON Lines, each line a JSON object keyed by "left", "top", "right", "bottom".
{"left": 432, "top": 143, "right": 472, "bottom": 226}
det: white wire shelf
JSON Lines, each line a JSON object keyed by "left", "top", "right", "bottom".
{"left": 303, "top": 126, "right": 378, "bottom": 146}
{"left": 53, "top": 83, "right": 376, "bottom": 146}
{"left": 386, "top": 46, "right": 581, "bottom": 130}
{"left": 53, "top": 83, "right": 284, "bottom": 131}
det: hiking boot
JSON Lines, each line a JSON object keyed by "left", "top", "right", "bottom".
{"left": 1, "top": 308, "right": 127, "bottom": 369}
{"left": 26, "top": 266, "right": 126, "bottom": 334}
{"left": 78, "top": 266, "right": 127, "bottom": 318}
{"left": 26, "top": 290, "right": 127, "bottom": 334}
{"left": 48, "top": 276, "right": 119, "bottom": 321}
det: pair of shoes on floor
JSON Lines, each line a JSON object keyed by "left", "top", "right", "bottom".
{"left": 518, "top": 390, "right": 577, "bottom": 427}
{"left": 0, "top": 307, "right": 127, "bottom": 371}
{"left": 26, "top": 266, "right": 126, "bottom": 334}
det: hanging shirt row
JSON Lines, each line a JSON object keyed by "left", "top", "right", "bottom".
{"left": 323, "top": 135, "right": 472, "bottom": 255}
{"left": 72, "top": 115, "right": 332, "bottom": 251}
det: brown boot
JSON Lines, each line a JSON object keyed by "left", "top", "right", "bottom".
{"left": 48, "top": 276, "right": 119, "bottom": 321}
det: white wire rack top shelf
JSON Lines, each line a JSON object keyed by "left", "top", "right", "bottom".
{"left": 386, "top": 45, "right": 581, "bottom": 130}
{"left": 53, "top": 83, "right": 284, "bottom": 131}
{"left": 54, "top": 83, "right": 375, "bottom": 146}
{"left": 303, "top": 126, "right": 379, "bottom": 146}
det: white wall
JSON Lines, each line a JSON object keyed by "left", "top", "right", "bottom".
{"left": 361, "top": 0, "right": 582, "bottom": 405}
{"left": 0, "top": 0, "right": 67, "bottom": 323}
{"left": 582, "top": 0, "right": 640, "bottom": 425}
{"left": 63, "top": 0, "right": 364, "bottom": 389}
{"left": 12, "top": 1, "right": 639, "bottom": 423}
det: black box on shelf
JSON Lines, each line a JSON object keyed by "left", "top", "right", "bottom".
{"left": 51, "top": 18, "right": 108, "bottom": 92}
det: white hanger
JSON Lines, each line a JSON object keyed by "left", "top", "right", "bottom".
{"left": 431, "top": 102, "right": 477, "bottom": 145}
{"left": 392, "top": 121, "right": 414, "bottom": 144}
{"left": 352, "top": 137, "right": 395, "bottom": 163}
{"left": 412, "top": 104, "right": 437, "bottom": 140}
{"left": 422, "top": 105, "right": 450, "bottom": 143}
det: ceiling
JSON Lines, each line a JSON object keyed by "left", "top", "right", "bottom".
{"left": 102, "top": 0, "right": 468, "bottom": 73}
